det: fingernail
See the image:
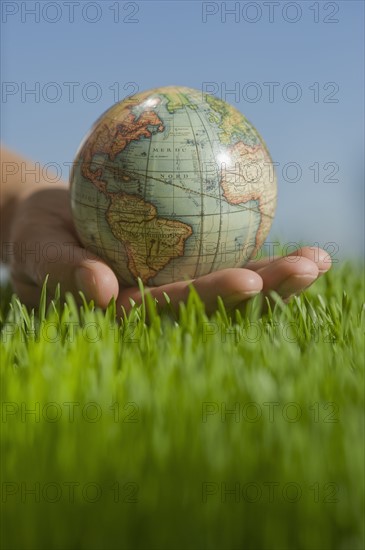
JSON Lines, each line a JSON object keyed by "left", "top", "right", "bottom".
{"left": 75, "top": 267, "right": 96, "bottom": 299}
{"left": 277, "top": 274, "right": 316, "bottom": 298}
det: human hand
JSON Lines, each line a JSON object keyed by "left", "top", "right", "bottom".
{"left": 7, "top": 186, "right": 331, "bottom": 314}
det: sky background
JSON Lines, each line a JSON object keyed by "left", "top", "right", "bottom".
{"left": 1, "top": 0, "right": 364, "bottom": 261}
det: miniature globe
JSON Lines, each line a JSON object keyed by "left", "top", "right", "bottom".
{"left": 70, "top": 86, "right": 277, "bottom": 286}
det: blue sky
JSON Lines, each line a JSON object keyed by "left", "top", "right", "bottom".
{"left": 1, "top": 0, "right": 364, "bottom": 259}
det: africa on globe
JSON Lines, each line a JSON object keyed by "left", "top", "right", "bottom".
{"left": 70, "top": 86, "right": 277, "bottom": 286}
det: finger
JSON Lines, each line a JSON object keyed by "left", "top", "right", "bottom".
{"left": 247, "top": 246, "right": 332, "bottom": 274}
{"left": 117, "top": 268, "right": 263, "bottom": 315}
{"left": 11, "top": 228, "right": 119, "bottom": 309}
{"left": 257, "top": 255, "right": 319, "bottom": 299}
{"left": 286, "top": 246, "right": 332, "bottom": 274}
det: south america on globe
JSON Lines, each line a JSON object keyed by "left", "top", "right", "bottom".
{"left": 70, "top": 86, "right": 277, "bottom": 286}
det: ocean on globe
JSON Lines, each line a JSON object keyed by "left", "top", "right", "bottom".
{"left": 70, "top": 86, "right": 277, "bottom": 286}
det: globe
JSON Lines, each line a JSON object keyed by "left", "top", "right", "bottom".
{"left": 70, "top": 86, "right": 277, "bottom": 286}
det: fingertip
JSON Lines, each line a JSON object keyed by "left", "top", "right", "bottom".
{"left": 291, "top": 256, "right": 319, "bottom": 278}
{"left": 316, "top": 250, "right": 332, "bottom": 273}
{"left": 267, "top": 256, "right": 319, "bottom": 282}
{"left": 288, "top": 246, "right": 332, "bottom": 274}
{"left": 238, "top": 269, "right": 264, "bottom": 293}
{"left": 192, "top": 268, "right": 263, "bottom": 313}
{"left": 216, "top": 268, "right": 263, "bottom": 295}
{"left": 218, "top": 269, "right": 263, "bottom": 310}
{"left": 75, "top": 263, "right": 119, "bottom": 308}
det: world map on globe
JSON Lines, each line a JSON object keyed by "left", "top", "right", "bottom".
{"left": 70, "top": 86, "right": 277, "bottom": 286}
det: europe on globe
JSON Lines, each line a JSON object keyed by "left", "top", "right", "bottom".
{"left": 70, "top": 86, "right": 277, "bottom": 286}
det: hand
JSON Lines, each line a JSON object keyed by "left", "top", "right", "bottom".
{"left": 7, "top": 186, "right": 331, "bottom": 314}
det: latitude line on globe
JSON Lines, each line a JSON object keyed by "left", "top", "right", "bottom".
{"left": 72, "top": 196, "right": 275, "bottom": 220}
{"left": 92, "top": 161, "right": 274, "bottom": 220}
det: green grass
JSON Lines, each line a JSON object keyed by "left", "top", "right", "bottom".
{"left": 1, "top": 261, "right": 364, "bottom": 550}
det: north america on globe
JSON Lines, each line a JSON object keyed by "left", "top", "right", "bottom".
{"left": 70, "top": 86, "right": 277, "bottom": 286}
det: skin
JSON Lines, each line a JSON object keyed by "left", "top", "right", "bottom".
{"left": 1, "top": 147, "right": 332, "bottom": 314}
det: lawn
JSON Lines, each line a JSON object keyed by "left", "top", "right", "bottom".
{"left": 1, "top": 260, "right": 364, "bottom": 550}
